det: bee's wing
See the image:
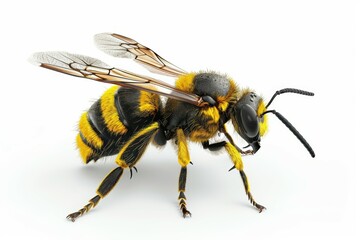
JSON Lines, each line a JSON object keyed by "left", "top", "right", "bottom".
{"left": 30, "top": 52, "right": 207, "bottom": 107}
{"left": 94, "top": 33, "right": 186, "bottom": 77}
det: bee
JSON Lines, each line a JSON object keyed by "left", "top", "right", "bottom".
{"left": 30, "top": 33, "right": 315, "bottom": 222}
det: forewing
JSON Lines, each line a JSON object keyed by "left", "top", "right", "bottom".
{"left": 94, "top": 33, "right": 187, "bottom": 77}
{"left": 30, "top": 52, "right": 206, "bottom": 107}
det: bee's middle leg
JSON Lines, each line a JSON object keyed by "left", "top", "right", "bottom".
{"left": 176, "top": 129, "right": 192, "bottom": 218}
{"left": 178, "top": 166, "right": 191, "bottom": 217}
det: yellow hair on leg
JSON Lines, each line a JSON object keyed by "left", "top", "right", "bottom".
{"left": 177, "top": 129, "right": 190, "bottom": 167}
{"left": 224, "top": 142, "right": 244, "bottom": 170}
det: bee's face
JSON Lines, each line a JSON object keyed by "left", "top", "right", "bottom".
{"left": 231, "top": 92, "right": 267, "bottom": 153}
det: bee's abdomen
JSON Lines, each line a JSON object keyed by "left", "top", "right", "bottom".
{"left": 76, "top": 86, "right": 161, "bottom": 163}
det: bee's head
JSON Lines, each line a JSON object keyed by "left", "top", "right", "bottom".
{"left": 231, "top": 91, "right": 267, "bottom": 154}
{"left": 231, "top": 88, "right": 315, "bottom": 157}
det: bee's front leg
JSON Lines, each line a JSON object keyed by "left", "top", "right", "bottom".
{"left": 224, "top": 142, "right": 266, "bottom": 213}
{"left": 220, "top": 126, "right": 254, "bottom": 156}
{"left": 202, "top": 140, "right": 253, "bottom": 156}
{"left": 202, "top": 140, "right": 265, "bottom": 213}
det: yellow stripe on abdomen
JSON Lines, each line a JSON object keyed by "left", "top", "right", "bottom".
{"left": 78, "top": 112, "right": 103, "bottom": 149}
{"left": 100, "top": 86, "right": 127, "bottom": 135}
{"left": 76, "top": 133, "right": 94, "bottom": 163}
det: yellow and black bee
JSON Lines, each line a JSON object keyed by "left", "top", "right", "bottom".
{"left": 30, "top": 33, "right": 315, "bottom": 222}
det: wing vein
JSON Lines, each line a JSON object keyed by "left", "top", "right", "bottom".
{"left": 94, "top": 33, "right": 187, "bottom": 77}
{"left": 30, "top": 51, "right": 207, "bottom": 107}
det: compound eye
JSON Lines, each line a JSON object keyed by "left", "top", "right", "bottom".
{"left": 240, "top": 104, "right": 259, "bottom": 138}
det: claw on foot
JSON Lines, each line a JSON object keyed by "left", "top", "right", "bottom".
{"left": 246, "top": 191, "right": 266, "bottom": 213}
{"left": 66, "top": 212, "right": 81, "bottom": 222}
{"left": 240, "top": 149, "right": 254, "bottom": 156}
{"left": 181, "top": 207, "right": 192, "bottom": 218}
{"left": 129, "top": 167, "right": 138, "bottom": 179}
{"left": 255, "top": 204, "right": 266, "bottom": 213}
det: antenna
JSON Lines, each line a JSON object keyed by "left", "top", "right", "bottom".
{"left": 261, "top": 110, "right": 315, "bottom": 158}
{"left": 266, "top": 88, "right": 314, "bottom": 108}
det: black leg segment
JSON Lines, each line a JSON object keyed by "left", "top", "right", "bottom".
{"left": 178, "top": 167, "right": 191, "bottom": 218}
{"left": 97, "top": 167, "right": 124, "bottom": 197}
{"left": 239, "top": 170, "right": 266, "bottom": 213}
{"left": 66, "top": 167, "right": 124, "bottom": 222}
{"left": 202, "top": 141, "right": 226, "bottom": 151}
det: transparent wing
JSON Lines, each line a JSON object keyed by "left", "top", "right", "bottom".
{"left": 30, "top": 52, "right": 207, "bottom": 107}
{"left": 94, "top": 33, "right": 187, "bottom": 77}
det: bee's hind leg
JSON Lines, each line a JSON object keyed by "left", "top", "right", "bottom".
{"left": 66, "top": 167, "right": 124, "bottom": 222}
{"left": 67, "top": 123, "right": 160, "bottom": 222}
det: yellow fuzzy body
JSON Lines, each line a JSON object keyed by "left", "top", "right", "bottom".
{"left": 175, "top": 72, "right": 196, "bottom": 92}
{"left": 139, "top": 91, "right": 160, "bottom": 114}
{"left": 201, "top": 106, "right": 220, "bottom": 123}
{"left": 174, "top": 72, "right": 239, "bottom": 143}
{"left": 76, "top": 86, "right": 126, "bottom": 163}
{"left": 100, "top": 86, "right": 127, "bottom": 135}
{"left": 176, "top": 73, "right": 238, "bottom": 113}
{"left": 78, "top": 113, "right": 103, "bottom": 149}
{"left": 76, "top": 134, "right": 94, "bottom": 163}
{"left": 189, "top": 106, "right": 221, "bottom": 142}
{"left": 76, "top": 85, "right": 160, "bottom": 164}
{"left": 189, "top": 128, "right": 216, "bottom": 142}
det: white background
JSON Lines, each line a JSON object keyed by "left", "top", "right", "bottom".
{"left": 1, "top": 0, "right": 359, "bottom": 239}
